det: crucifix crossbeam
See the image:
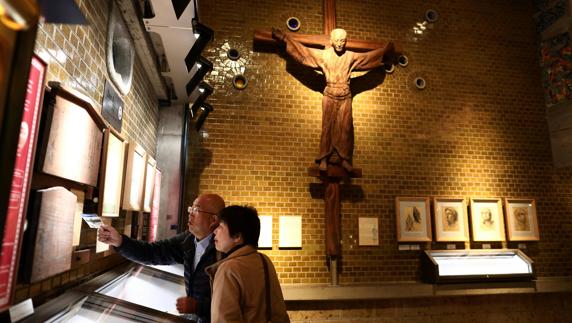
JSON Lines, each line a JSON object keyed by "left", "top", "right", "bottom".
{"left": 254, "top": 0, "right": 397, "bottom": 51}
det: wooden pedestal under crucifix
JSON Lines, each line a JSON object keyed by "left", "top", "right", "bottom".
{"left": 254, "top": 0, "right": 400, "bottom": 285}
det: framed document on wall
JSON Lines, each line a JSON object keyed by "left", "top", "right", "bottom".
{"left": 148, "top": 169, "right": 162, "bottom": 242}
{"left": 278, "top": 216, "right": 302, "bottom": 249}
{"left": 396, "top": 197, "right": 432, "bottom": 242}
{"left": 99, "top": 128, "right": 126, "bottom": 217}
{"left": 470, "top": 198, "right": 505, "bottom": 242}
{"left": 36, "top": 82, "right": 105, "bottom": 186}
{"left": 21, "top": 187, "right": 77, "bottom": 283}
{"left": 122, "top": 142, "right": 146, "bottom": 211}
{"left": 258, "top": 215, "right": 273, "bottom": 249}
{"left": 0, "top": 54, "right": 46, "bottom": 311}
{"left": 433, "top": 197, "right": 470, "bottom": 242}
{"left": 142, "top": 157, "right": 156, "bottom": 213}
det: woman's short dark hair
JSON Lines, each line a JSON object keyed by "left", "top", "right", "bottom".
{"left": 218, "top": 205, "right": 260, "bottom": 247}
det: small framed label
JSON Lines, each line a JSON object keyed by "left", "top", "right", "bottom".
{"left": 482, "top": 243, "right": 491, "bottom": 249}
{"left": 446, "top": 244, "right": 456, "bottom": 250}
{"left": 398, "top": 244, "right": 410, "bottom": 251}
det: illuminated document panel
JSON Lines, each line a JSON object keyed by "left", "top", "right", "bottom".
{"left": 21, "top": 291, "right": 188, "bottom": 323}
{"left": 421, "top": 249, "right": 534, "bottom": 283}
{"left": 95, "top": 265, "right": 185, "bottom": 316}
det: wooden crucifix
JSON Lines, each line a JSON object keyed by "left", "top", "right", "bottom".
{"left": 254, "top": 0, "right": 398, "bottom": 264}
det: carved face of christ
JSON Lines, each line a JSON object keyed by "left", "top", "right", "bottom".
{"left": 330, "top": 28, "right": 347, "bottom": 53}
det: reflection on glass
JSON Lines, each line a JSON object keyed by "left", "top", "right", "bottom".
{"left": 147, "top": 264, "right": 184, "bottom": 277}
{"left": 96, "top": 266, "right": 185, "bottom": 315}
{"left": 45, "top": 294, "right": 180, "bottom": 323}
{"left": 432, "top": 251, "right": 532, "bottom": 276}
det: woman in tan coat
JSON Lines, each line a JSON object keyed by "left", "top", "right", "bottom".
{"left": 206, "top": 205, "right": 290, "bottom": 323}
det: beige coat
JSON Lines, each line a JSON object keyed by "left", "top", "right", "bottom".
{"left": 206, "top": 245, "right": 290, "bottom": 323}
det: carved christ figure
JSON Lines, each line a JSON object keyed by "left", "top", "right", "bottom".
{"left": 272, "top": 28, "right": 394, "bottom": 172}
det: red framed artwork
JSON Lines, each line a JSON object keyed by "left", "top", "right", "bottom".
{"left": 0, "top": 54, "right": 47, "bottom": 310}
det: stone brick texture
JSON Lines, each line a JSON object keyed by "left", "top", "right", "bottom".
{"left": 197, "top": 0, "right": 572, "bottom": 286}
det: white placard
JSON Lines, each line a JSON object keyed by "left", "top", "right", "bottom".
{"left": 9, "top": 298, "right": 34, "bottom": 322}
{"left": 358, "top": 217, "right": 379, "bottom": 246}
{"left": 81, "top": 214, "right": 103, "bottom": 229}
{"left": 258, "top": 215, "right": 273, "bottom": 248}
{"left": 70, "top": 189, "right": 85, "bottom": 247}
{"left": 96, "top": 217, "right": 112, "bottom": 253}
{"left": 279, "top": 216, "right": 302, "bottom": 248}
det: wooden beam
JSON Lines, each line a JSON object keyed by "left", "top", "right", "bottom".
{"left": 323, "top": 0, "right": 336, "bottom": 35}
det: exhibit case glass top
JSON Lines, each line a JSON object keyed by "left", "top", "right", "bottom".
{"left": 21, "top": 291, "right": 188, "bottom": 323}
{"left": 21, "top": 264, "right": 190, "bottom": 322}
{"left": 421, "top": 249, "right": 534, "bottom": 283}
{"left": 95, "top": 265, "right": 186, "bottom": 315}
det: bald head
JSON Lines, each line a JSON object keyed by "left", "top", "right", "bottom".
{"left": 330, "top": 28, "right": 347, "bottom": 53}
{"left": 197, "top": 193, "right": 225, "bottom": 215}
{"left": 188, "top": 193, "right": 225, "bottom": 239}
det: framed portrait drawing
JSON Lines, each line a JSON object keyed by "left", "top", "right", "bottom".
{"left": 433, "top": 197, "right": 469, "bottom": 242}
{"left": 504, "top": 198, "right": 539, "bottom": 241}
{"left": 470, "top": 198, "right": 505, "bottom": 241}
{"left": 99, "top": 127, "right": 126, "bottom": 217}
{"left": 395, "top": 197, "right": 431, "bottom": 242}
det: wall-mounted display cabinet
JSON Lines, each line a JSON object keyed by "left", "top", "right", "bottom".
{"left": 421, "top": 249, "right": 534, "bottom": 283}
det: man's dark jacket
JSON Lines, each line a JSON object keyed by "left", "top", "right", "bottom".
{"left": 116, "top": 232, "right": 217, "bottom": 322}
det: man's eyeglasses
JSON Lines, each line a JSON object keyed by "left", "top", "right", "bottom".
{"left": 187, "top": 206, "right": 217, "bottom": 215}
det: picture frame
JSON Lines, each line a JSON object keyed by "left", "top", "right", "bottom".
{"left": 98, "top": 127, "right": 126, "bottom": 217}
{"left": 122, "top": 142, "right": 146, "bottom": 211}
{"left": 358, "top": 217, "right": 379, "bottom": 246}
{"left": 395, "top": 197, "right": 431, "bottom": 242}
{"left": 433, "top": 197, "right": 470, "bottom": 242}
{"left": 0, "top": 54, "right": 47, "bottom": 311}
{"left": 470, "top": 198, "right": 505, "bottom": 241}
{"left": 36, "top": 82, "right": 105, "bottom": 187}
{"left": 148, "top": 169, "right": 162, "bottom": 242}
{"left": 504, "top": 198, "right": 539, "bottom": 241}
{"left": 142, "top": 156, "right": 157, "bottom": 213}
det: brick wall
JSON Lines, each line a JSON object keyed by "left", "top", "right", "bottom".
{"left": 14, "top": 0, "right": 159, "bottom": 305}
{"left": 33, "top": 0, "right": 158, "bottom": 155}
{"left": 197, "top": 0, "right": 572, "bottom": 285}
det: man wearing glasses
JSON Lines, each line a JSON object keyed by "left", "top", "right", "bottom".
{"left": 98, "top": 193, "right": 225, "bottom": 323}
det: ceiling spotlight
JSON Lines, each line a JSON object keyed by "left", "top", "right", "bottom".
{"left": 185, "top": 18, "right": 214, "bottom": 69}
{"left": 189, "top": 82, "right": 213, "bottom": 118}
{"left": 195, "top": 102, "right": 213, "bottom": 131}
{"left": 185, "top": 56, "right": 213, "bottom": 96}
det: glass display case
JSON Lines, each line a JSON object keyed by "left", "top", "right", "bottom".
{"left": 94, "top": 264, "right": 185, "bottom": 315}
{"left": 21, "top": 263, "right": 190, "bottom": 322}
{"left": 421, "top": 249, "right": 534, "bottom": 283}
{"left": 20, "top": 290, "right": 188, "bottom": 323}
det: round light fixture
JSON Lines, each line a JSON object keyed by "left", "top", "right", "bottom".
{"left": 414, "top": 77, "right": 426, "bottom": 90}
{"left": 232, "top": 74, "right": 248, "bottom": 90}
{"left": 286, "top": 17, "right": 301, "bottom": 31}
{"left": 227, "top": 48, "right": 240, "bottom": 61}
{"left": 425, "top": 9, "right": 439, "bottom": 23}
{"left": 398, "top": 55, "right": 409, "bottom": 67}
